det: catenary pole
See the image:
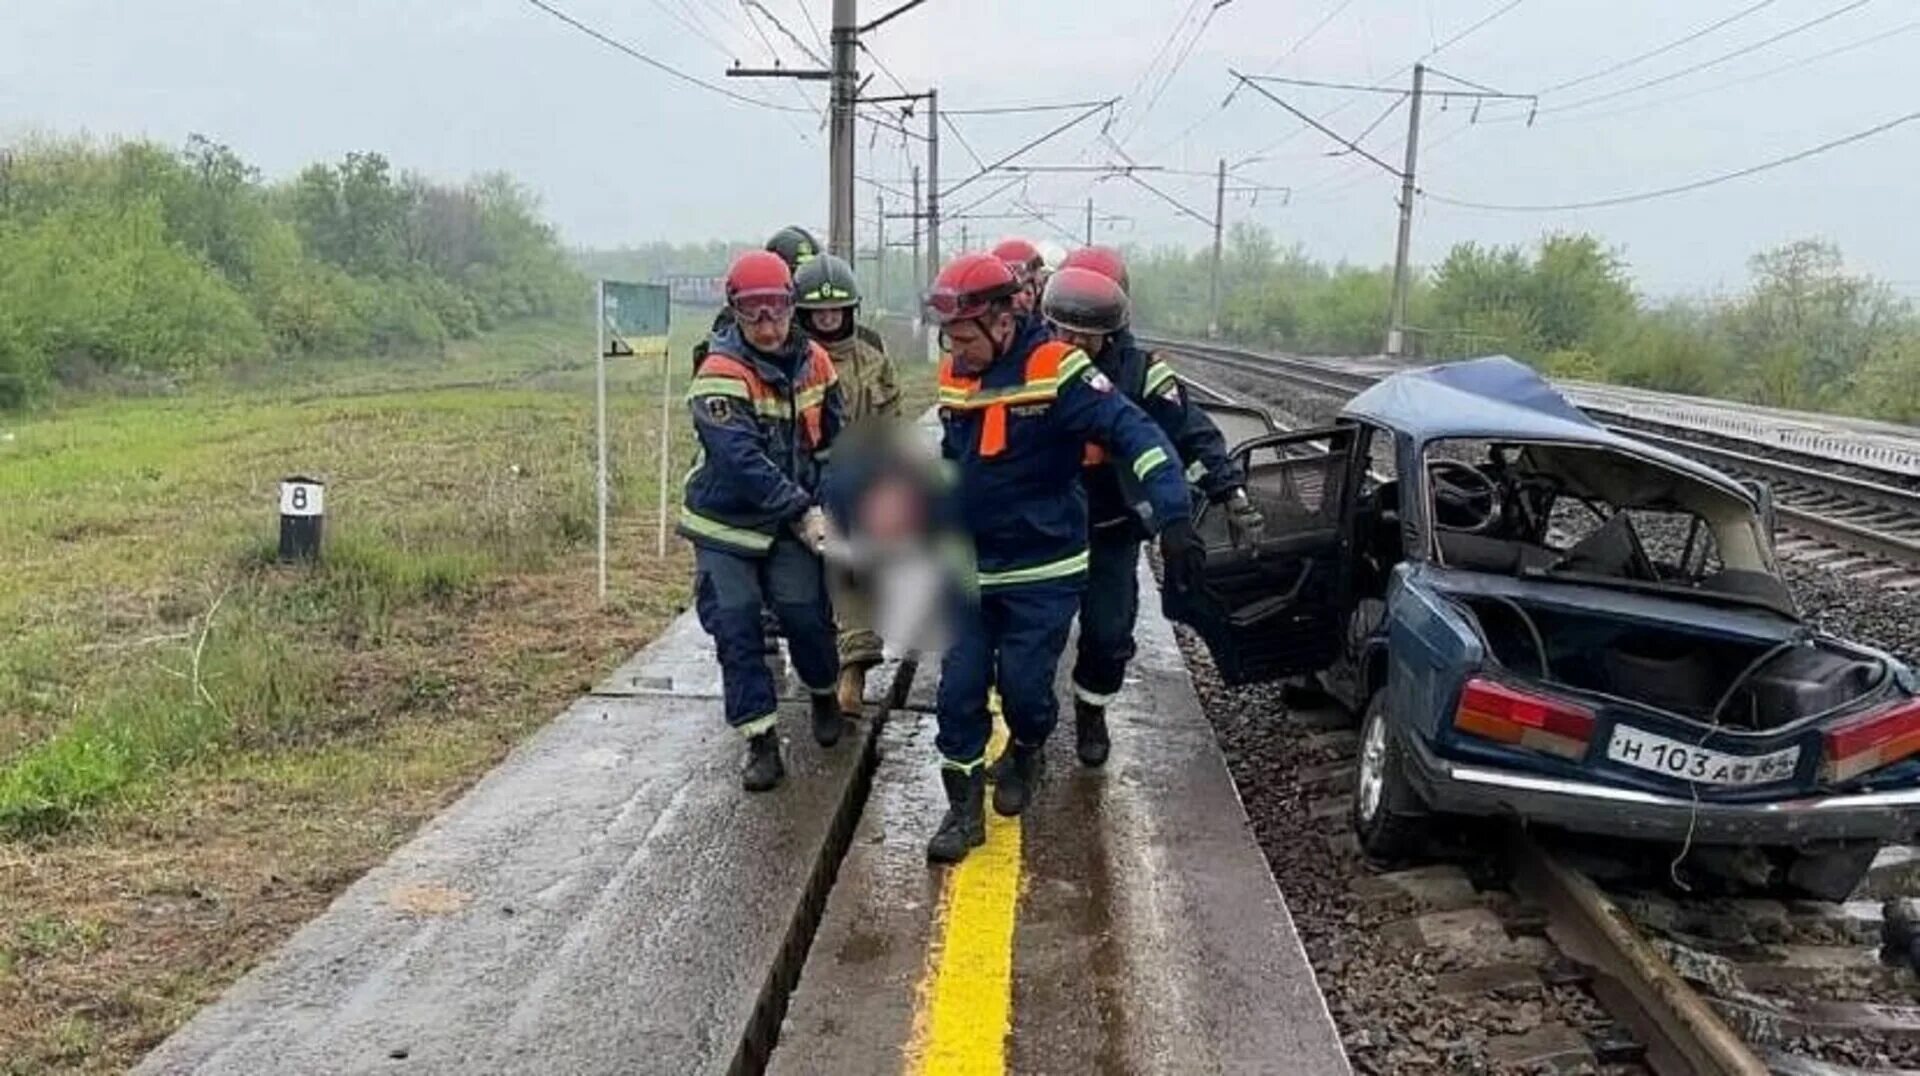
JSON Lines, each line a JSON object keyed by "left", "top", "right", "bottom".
{"left": 1387, "top": 63, "right": 1425, "bottom": 357}
{"left": 1208, "top": 157, "right": 1226, "bottom": 340}
{"left": 828, "top": 0, "right": 859, "bottom": 260}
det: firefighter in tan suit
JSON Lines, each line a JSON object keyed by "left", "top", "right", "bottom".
{"left": 792, "top": 253, "right": 903, "bottom": 718}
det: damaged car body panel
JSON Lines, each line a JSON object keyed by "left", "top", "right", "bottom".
{"left": 1185, "top": 356, "right": 1920, "bottom": 897}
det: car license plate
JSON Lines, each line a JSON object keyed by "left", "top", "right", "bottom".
{"left": 1606, "top": 725, "right": 1800, "bottom": 786}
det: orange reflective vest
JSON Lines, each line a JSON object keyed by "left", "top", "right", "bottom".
{"left": 937, "top": 340, "right": 1080, "bottom": 458}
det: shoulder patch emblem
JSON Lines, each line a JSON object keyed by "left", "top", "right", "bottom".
{"left": 1084, "top": 369, "right": 1115, "bottom": 393}
{"left": 1158, "top": 380, "right": 1183, "bottom": 403}
{"left": 704, "top": 396, "right": 734, "bottom": 421}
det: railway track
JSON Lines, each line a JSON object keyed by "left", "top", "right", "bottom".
{"left": 1180, "top": 364, "right": 1920, "bottom": 1075}
{"left": 1147, "top": 336, "right": 1920, "bottom": 586}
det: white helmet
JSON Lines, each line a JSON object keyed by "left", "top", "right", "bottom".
{"left": 1036, "top": 240, "right": 1068, "bottom": 271}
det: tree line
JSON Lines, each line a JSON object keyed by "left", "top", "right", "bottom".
{"left": 567, "top": 226, "right": 1920, "bottom": 426}
{"left": 1131, "top": 225, "right": 1920, "bottom": 423}
{"left": 0, "top": 135, "right": 581, "bottom": 407}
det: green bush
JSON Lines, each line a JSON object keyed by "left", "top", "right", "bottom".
{"left": 0, "top": 135, "right": 583, "bottom": 409}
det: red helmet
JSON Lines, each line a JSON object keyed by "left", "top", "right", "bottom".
{"left": 726, "top": 249, "right": 794, "bottom": 323}
{"left": 926, "top": 253, "right": 1022, "bottom": 325}
{"left": 991, "top": 237, "right": 1044, "bottom": 281}
{"left": 1061, "top": 245, "right": 1130, "bottom": 294}
{"left": 1041, "top": 266, "right": 1130, "bottom": 335}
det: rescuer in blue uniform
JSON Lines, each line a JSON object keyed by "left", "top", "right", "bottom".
{"left": 922, "top": 252, "right": 1195, "bottom": 865}
{"left": 1018, "top": 250, "right": 1265, "bottom": 771}
{"left": 682, "top": 250, "right": 848, "bottom": 792}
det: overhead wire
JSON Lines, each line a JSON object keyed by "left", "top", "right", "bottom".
{"left": 1237, "top": 0, "right": 1529, "bottom": 163}
{"left": 734, "top": 0, "right": 827, "bottom": 121}
{"left": 519, "top": 0, "right": 813, "bottom": 113}
{"left": 1426, "top": 0, "right": 1531, "bottom": 59}
{"left": 1537, "top": 0, "right": 1784, "bottom": 95}
{"left": 1110, "top": 0, "right": 1208, "bottom": 137}
{"left": 740, "top": 0, "right": 827, "bottom": 66}
{"left": 1519, "top": 0, "right": 1877, "bottom": 119}
{"left": 639, "top": 0, "right": 825, "bottom": 138}
{"left": 945, "top": 100, "right": 1119, "bottom": 117}
{"left": 942, "top": 99, "right": 1117, "bottom": 200}
{"left": 672, "top": 0, "right": 747, "bottom": 51}
{"left": 647, "top": 0, "right": 737, "bottom": 57}
{"left": 791, "top": 0, "right": 828, "bottom": 57}
{"left": 1528, "top": 16, "right": 1920, "bottom": 127}
{"left": 1268, "top": 0, "right": 1360, "bottom": 69}
{"left": 941, "top": 114, "right": 990, "bottom": 172}
{"left": 1117, "top": 0, "right": 1237, "bottom": 149}
{"left": 1418, "top": 108, "right": 1920, "bottom": 211}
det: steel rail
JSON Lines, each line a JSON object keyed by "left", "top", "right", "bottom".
{"left": 1510, "top": 834, "right": 1769, "bottom": 1076}
{"left": 1149, "top": 337, "right": 1920, "bottom": 568}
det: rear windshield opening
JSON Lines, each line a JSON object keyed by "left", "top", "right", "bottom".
{"left": 1422, "top": 438, "right": 1790, "bottom": 613}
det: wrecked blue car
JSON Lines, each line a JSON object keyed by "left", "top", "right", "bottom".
{"left": 1183, "top": 357, "right": 1920, "bottom": 899}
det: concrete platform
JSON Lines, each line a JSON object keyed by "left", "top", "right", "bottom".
{"left": 140, "top": 561, "right": 1346, "bottom": 1075}
{"left": 136, "top": 626, "right": 883, "bottom": 1076}
{"left": 770, "top": 563, "right": 1350, "bottom": 1075}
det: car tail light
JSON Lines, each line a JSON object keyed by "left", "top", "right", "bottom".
{"left": 1453, "top": 677, "right": 1595, "bottom": 761}
{"left": 1821, "top": 697, "right": 1920, "bottom": 783}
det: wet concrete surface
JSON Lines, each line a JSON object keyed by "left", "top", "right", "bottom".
{"left": 770, "top": 563, "right": 1350, "bottom": 1074}
{"left": 137, "top": 624, "right": 876, "bottom": 1076}
{"left": 765, "top": 714, "right": 946, "bottom": 1076}
{"left": 144, "top": 554, "right": 1347, "bottom": 1075}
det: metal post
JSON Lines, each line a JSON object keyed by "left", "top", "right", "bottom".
{"left": 1207, "top": 157, "right": 1226, "bottom": 340}
{"left": 925, "top": 87, "right": 941, "bottom": 281}
{"left": 655, "top": 332, "right": 673, "bottom": 558}
{"left": 594, "top": 279, "right": 608, "bottom": 601}
{"left": 875, "top": 192, "right": 886, "bottom": 313}
{"left": 1086, "top": 197, "right": 1094, "bottom": 245}
{"left": 1387, "top": 63, "right": 1424, "bottom": 358}
{"left": 828, "top": 0, "right": 858, "bottom": 260}
{"left": 960, "top": 222, "right": 969, "bottom": 251}
{"left": 911, "top": 165, "right": 925, "bottom": 356}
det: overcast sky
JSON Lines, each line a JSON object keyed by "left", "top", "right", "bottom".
{"left": 3, "top": 0, "right": 1915, "bottom": 297}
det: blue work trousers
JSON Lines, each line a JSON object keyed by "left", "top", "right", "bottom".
{"left": 694, "top": 537, "right": 839, "bottom": 737}
{"left": 1070, "top": 531, "right": 1142, "bottom": 707}
{"left": 935, "top": 580, "right": 1082, "bottom": 769}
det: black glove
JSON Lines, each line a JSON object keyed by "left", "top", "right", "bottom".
{"left": 1158, "top": 517, "right": 1201, "bottom": 621}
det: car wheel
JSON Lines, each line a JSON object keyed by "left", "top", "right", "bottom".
{"left": 1352, "top": 691, "right": 1425, "bottom": 862}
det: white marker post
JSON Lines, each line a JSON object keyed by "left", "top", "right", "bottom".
{"left": 278, "top": 476, "right": 325, "bottom": 562}
{"left": 595, "top": 279, "right": 609, "bottom": 603}
{"left": 656, "top": 341, "right": 673, "bottom": 558}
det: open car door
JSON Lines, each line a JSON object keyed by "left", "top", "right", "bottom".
{"left": 1176, "top": 425, "right": 1358, "bottom": 686}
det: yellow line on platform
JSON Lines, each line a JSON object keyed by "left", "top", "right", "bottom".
{"left": 906, "top": 698, "right": 1021, "bottom": 1076}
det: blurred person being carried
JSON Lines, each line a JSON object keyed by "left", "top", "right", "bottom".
{"left": 792, "top": 253, "right": 904, "bottom": 719}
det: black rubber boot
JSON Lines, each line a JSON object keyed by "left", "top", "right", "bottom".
{"left": 811, "top": 692, "right": 845, "bottom": 747}
{"left": 984, "top": 748, "right": 1012, "bottom": 784}
{"left": 1075, "top": 700, "right": 1110, "bottom": 767}
{"left": 741, "top": 730, "right": 785, "bottom": 792}
{"left": 926, "top": 767, "right": 986, "bottom": 864}
{"left": 992, "top": 741, "right": 1045, "bottom": 817}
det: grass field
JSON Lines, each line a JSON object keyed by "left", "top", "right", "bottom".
{"left": 0, "top": 313, "right": 730, "bottom": 1072}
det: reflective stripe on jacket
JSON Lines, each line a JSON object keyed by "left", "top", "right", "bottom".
{"left": 679, "top": 323, "right": 844, "bottom": 556}
{"left": 937, "top": 315, "right": 1186, "bottom": 588}
{"left": 1079, "top": 329, "right": 1242, "bottom": 533}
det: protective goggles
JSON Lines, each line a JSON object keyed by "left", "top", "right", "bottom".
{"left": 730, "top": 288, "right": 795, "bottom": 324}
{"left": 924, "top": 289, "right": 994, "bottom": 326}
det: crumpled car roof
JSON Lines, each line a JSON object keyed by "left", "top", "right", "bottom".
{"left": 1342, "top": 356, "right": 1754, "bottom": 503}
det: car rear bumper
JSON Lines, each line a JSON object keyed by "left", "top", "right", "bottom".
{"left": 1400, "top": 729, "right": 1920, "bottom": 844}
